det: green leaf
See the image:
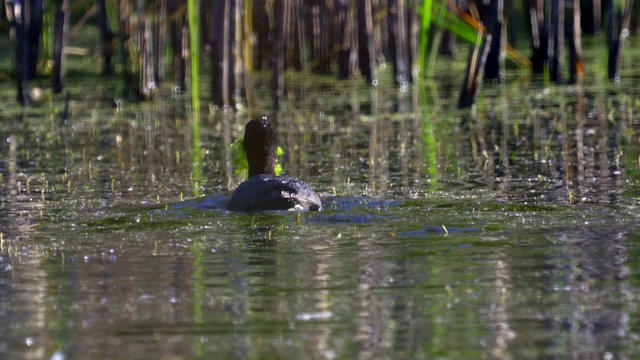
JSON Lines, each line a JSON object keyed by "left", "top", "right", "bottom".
{"left": 230, "top": 139, "right": 284, "bottom": 178}
{"left": 231, "top": 138, "right": 248, "bottom": 179}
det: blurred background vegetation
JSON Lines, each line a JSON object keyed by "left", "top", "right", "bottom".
{"left": 1, "top": 0, "right": 638, "bottom": 109}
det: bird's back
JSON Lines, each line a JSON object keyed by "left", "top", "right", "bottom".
{"left": 228, "top": 174, "right": 322, "bottom": 212}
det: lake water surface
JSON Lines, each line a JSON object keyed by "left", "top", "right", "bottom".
{"left": 1, "top": 51, "right": 640, "bottom": 359}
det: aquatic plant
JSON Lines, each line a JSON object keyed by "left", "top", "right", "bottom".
{"left": 2, "top": 1, "right": 639, "bottom": 109}
{"left": 231, "top": 138, "right": 283, "bottom": 179}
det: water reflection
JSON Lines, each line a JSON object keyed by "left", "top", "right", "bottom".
{"left": 0, "top": 70, "right": 639, "bottom": 358}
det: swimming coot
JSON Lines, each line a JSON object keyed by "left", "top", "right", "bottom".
{"left": 228, "top": 117, "right": 322, "bottom": 212}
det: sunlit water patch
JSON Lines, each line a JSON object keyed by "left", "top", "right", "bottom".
{"left": 2, "top": 54, "right": 640, "bottom": 358}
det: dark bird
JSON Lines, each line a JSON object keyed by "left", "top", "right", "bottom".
{"left": 228, "top": 117, "right": 322, "bottom": 212}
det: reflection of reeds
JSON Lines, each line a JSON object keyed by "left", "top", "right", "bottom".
{"left": 187, "top": 0, "right": 203, "bottom": 197}
{"left": 187, "top": 0, "right": 200, "bottom": 111}
{"left": 2, "top": 65, "right": 639, "bottom": 207}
